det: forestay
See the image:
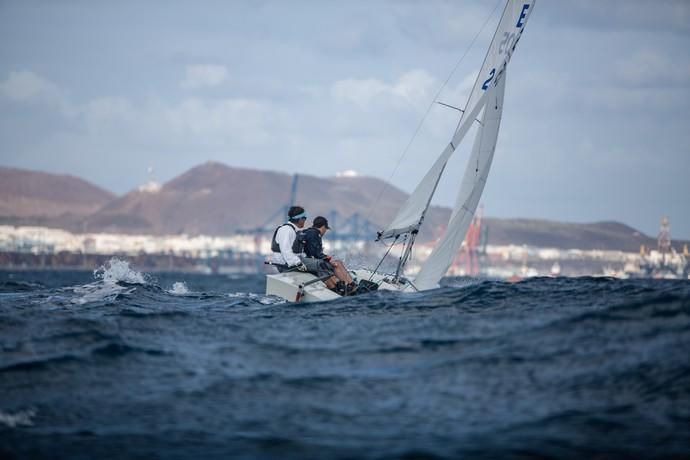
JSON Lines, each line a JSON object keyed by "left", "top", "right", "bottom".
{"left": 378, "top": 0, "right": 535, "bottom": 242}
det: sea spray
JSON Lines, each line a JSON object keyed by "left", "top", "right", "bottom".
{"left": 168, "top": 281, "right": 190, "bottom": 295}
{"left": 0, "top": 409, "right": 36, "bottom": 428}
{"left": 71, "top": 258, "right": 147, "bottom": 305}
{"left": 93, "top": 257, "right": 148, "bottom": 285}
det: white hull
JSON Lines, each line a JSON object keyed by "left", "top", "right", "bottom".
{"left": 266, "top": 271, "right": 341, "bottom": 303}
{"left": 265, "top": 269, "right": 415, "bottom": 303}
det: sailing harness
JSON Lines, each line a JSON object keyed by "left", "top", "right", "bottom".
{"left": 270, "top": 223, "right": 305, "bottom": 254}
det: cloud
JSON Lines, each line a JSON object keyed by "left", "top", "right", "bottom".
{"left": 331, "top": 69, "right": 436, "bottom": 109}
{"left": 180, "top": 64, "right": 229, "bottom": 89}
{"left": 0, "top": 70, "right": 283, "bottom": 163}
{"left": 392, "top": 2, "right": 494, "bottom": 51}
{"left": 161, "top": 97, "right": 280, "bottom": 146}
{"left": 0, "top": 70, "right": 65, "bottom": 103}
{"left": 615, "top": 48, "right": 690, "bottom": 88}
{"left": 547, "top": 0, "right": 690, "bottom": 33}
{"left": 80, "top": 97, "right": 134, "bottom": 126}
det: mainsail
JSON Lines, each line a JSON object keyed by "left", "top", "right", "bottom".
{"left": 414, "top": 72, "right": 506, "bottom": 290}
{"left": 379, "top": 0, "right": 535, "bottom": 289}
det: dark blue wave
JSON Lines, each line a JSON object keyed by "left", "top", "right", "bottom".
{"left": 0, "top": 270, "right": 689, "bottom": 459}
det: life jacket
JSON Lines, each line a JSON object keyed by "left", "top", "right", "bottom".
{"left": 270, "top": 223, "right": 304, "bottom": 253}
{"left": 301, "top": 227, "right": 323, "bottom": 258}
{"left": 293, "top": 229, "right": 308, "bottom": 254}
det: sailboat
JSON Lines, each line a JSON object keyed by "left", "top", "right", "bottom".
{"left": 267, "top": 0, "right": 535, "bottom": 302}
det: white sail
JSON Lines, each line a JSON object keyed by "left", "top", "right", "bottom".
{"left": 457, "top": 0, "right": 534, "bottom": 131}
{"left": 414, "top": 72, "right": 506, "bottom": 290}
{"left": 379, "top": 97, "right": 486, "bottom": 239}
{"left": 379, "top": 0, "right": 535, "bottom": 240}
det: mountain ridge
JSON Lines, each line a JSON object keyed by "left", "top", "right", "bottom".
{"left": 0, "top": 167, "right": 115, "bottom": 219}
{"left": 0, "top": 164, "right": 682, "bottom": 253}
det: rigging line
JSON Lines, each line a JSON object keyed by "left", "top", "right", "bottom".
{"left": 365, "top": 0, "right": 505, "bottom": 226}
{"left": 436, "top": 101, "right": 483, "bottom": 125}
{"left": 369, "top": 235, "right": 399, "bottom": 281}
{"left": 436, "top": 101, "right": 464, "bottom": 112}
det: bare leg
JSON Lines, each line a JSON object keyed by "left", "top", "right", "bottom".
{"left": 324, "top": 276, "right": 338, "bottom": 290}
{"left": 330, "top": 259, "right": 353, "bottom": 284}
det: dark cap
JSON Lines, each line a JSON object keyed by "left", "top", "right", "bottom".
{"left": 312, "top": 216, "right": 330, "bottom": 229}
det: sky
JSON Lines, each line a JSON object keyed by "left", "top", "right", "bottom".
{"left": 1, "top": 0, "right": 689, "bottom": 239}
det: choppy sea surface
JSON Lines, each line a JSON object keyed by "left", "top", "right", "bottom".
{"left": 1, "top": 259, "right": 689, "bottom": 460}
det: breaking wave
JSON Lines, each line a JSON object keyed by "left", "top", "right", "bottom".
{"left": 1, "top": 268, "right": 689, "bottom": 459}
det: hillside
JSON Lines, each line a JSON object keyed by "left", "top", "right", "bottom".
{"left": 0, "top": 163, "right": 683, "bottom": 253}
{"left": 82, "top": 162, "right": 451, "bottom": 238}
{"left": 483, "top": 218, "right": 660, "bottom": 252}
{"left": 0, "top": 167, "right": 114, "bottom": 220}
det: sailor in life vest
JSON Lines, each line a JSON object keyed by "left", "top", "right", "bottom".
{"left": 270, "top": 206, "right": 311, "bottom": 272}
{"left": 298, "top": 216, "right": 359, "bottom": 295}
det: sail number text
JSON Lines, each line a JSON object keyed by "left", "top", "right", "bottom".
{"left": 482, "top": 3, "right": 530, "bottom": 91}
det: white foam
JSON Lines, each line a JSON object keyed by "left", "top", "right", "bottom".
{"left": 0, "top": 408, "right": 36, "bottom": 428}
{"left": 71, "top": 282, "right": 135, "bottom": 305}
{"left": 94, "top": 258, "right": 147, "bottom": 285}
{"left": 443, "top": 278, "right": 483, "bottom": 289}
{"left": 168, "top": 281, "right": 190, "bottom": 295}
{"left": 227, "top": 292, "right": 286, "bottom": 305}
{"left": 71, "top": 258, "right": 146, "bottom": 305}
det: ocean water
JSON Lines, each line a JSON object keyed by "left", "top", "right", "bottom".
{"left": 1, "top": 259, "right": 689, "bottom": 459}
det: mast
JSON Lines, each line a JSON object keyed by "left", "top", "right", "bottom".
{"left": 373, "top": 0, "right": 535, "bottom": 281}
